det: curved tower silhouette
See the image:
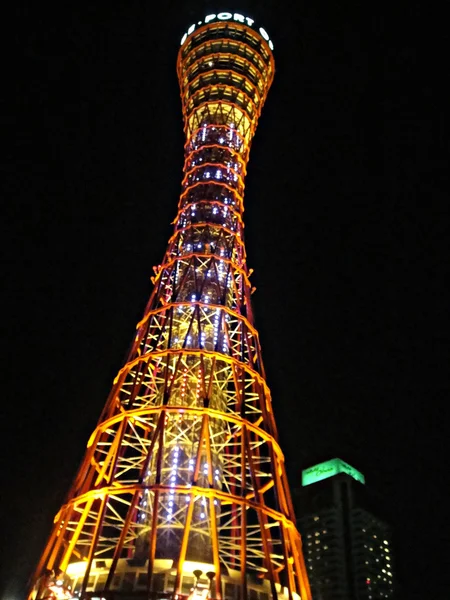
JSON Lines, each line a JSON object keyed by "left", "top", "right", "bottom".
{"left": 28, "top": 12, "right": 311, "bottom": 600}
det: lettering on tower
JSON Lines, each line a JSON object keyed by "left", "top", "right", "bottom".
{"left": 180, "top": 13, "right": 274, "bottom": 51}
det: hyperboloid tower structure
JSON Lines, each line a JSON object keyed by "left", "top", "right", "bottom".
{"left": 28, "top": 12, "right": 311, "bottom": 600}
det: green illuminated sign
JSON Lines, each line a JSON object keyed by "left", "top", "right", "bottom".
{"left": 302, "top": 458, "right": 365, "bottom": 486}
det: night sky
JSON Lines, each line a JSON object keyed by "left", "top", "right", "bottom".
{"left": 3, "top": 1, "right": 447, "bottom": 599}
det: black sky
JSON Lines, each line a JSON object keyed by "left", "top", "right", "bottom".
{"left": 3, "top": 1, "right": 447, "bottom": 599}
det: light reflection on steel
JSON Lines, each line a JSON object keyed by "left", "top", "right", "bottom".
{"left": 28, "top": 16, "right": 311, "bottom": 600}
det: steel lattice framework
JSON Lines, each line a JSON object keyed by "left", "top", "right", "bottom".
{"left": 28, "top": 15, "right": 311, "bottom": 600}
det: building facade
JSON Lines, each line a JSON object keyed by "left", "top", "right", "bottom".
{"left": 295, "top": 459, "right": 395, "bottom": 600}
{"left": 27, "top": 12, "right": 311, "bottom": 600}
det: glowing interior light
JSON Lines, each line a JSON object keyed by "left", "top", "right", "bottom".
{"left": 200, "top": 512, "right": 205, "bottom": 518}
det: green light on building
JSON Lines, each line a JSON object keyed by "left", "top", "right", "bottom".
{"left": 302, "top": 458, "right": 365, "bottom": 486}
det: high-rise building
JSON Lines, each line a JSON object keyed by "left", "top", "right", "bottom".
{"left": 295, "top": 459, "right": 395, "bottom": 600}
{"left": 27, "top": 12, "right": 311, "bottom": 600}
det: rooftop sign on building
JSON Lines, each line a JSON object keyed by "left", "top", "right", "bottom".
{"left": 302, "top": 458, "right": 366, "bottom": 486}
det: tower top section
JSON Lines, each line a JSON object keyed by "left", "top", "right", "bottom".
{"left": 179, "top": 12, "right": 274, "bottom": 52}
{"left": 177, "top": 11, "right": 275, "bottom": 157}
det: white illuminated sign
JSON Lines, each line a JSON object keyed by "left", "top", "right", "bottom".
{"left": 180, "top": 13, "right": 274, "bottom": 51}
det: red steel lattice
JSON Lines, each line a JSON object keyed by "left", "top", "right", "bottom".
{"left": 28, "top": 16, "right": 311, "bottom": 600}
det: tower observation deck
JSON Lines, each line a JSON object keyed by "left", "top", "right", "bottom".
{"left": 28, "top": 12, "right": 311, "bottom": 600}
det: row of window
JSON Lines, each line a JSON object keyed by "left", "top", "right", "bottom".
{"left": 181, "top": 39, "right": 271, "bottom": 82}
{"left": 184, "top": 66, "right": 263, "bottom": 102}
{"left": 73, "top": 571, "right": 270, "bottom": 600}
{"left": 182, "top": 23, "right": 272, "bottom": 65}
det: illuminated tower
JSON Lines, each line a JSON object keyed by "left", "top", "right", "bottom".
{"left": 28, "top": 12, "right": 311, "bottom": 600}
